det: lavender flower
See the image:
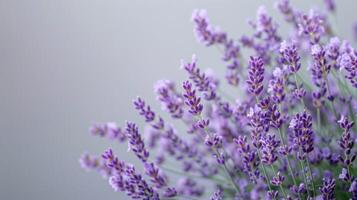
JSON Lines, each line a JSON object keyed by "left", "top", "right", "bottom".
{"left": 81, "top": 3, "right": 357, "bottom": 199}
{"left": 320, "top": 178, "right": 336, "bottom": 200}
{"left": 261, "top": 134, "right": 280, "bottom": 165}
{"left": 154, "top": 80, "right": 184, "bottom": 118}
{"left": 182, "top": 80, "right": 203, "bottom": 115}
{"left": 247, "top": 56, "right": 265, "bottom": 96}
{"left": 279, "top": 40, "right": 301, "bottom": 73}
{"left": 289, "top": 111, "right": 314, "bottom": 158}
{"left": 126, "top": 122, "right": 149, "bottom": 162}
{"left": 181, "top": 55, "right": 217, "bottom": 100}
{"left": 133, "top": 97, "right": 155, "bottom": 122}
{"left": 337, "top": 115, "right": 356, "bottom": 168}
{"left": 191, "top": 9, "right": 226, "bottom": 46}
{"left": 271, "top": 171, "right": 285, "bottom": 186}
{"left": 298, "top": 9, "right": 326, "bottom": 44}
{"left": 210, "top": 189, "right": 223, "bottom": 200}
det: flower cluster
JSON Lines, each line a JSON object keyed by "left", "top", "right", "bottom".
{"left": 81, "top": 1, "right": 357, "bottom": 199}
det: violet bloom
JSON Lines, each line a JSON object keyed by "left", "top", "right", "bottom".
{"left": 261, "top": 134, "right": 280, "bottom": 165}
{"left": 182, "top": 80, "right": 203, "bottom": 115}
{"left": 337, "top": 115, "right": 356, "bottom": 169}
{"left": 181, "top": 55, "right": 217, "bottom": 100}
{"left": 247, "top": 56, "right": 265, "bottom": 96}
{"left": 324, "top": 0, "right": 336, "bottom": 12}
{"left": 275, "top": 0, "right": 298, "bottom": 26}
{"left": 319, "top": 178, "right": 336, "bottom": 200}
{"left": 326, "top": 37, "right": 341, "bottom": 69}
{"left": 90, "top": 122, "right": 126, "bottom": 142}
{"left": 234, "top": 136, "right": 260, "bottom": 183}
{"left": 271, "top": 171, "right": 285, "bottom": 186}
{"left": 298, "top": 9, "right": 325, "bottom": 44}
{"left": 289, "top": 111, "right": 314, "bottom": 159}
{"left": 256, "top": 6, "right": 280, "bottom": 44}
{"left": 79, "top": 153, "right": 113, "bottom": 178}
{"left": 268, "top": 67, "right": 286, "bottom": 104}
{"left": 338, "top": 44, "right": 357, "bottom": 88}
{"left": 210, "top": 189, "right": 223, "bottom": 200}
{"left": 154, "top": 80, "right": 184, "bottom": 118}
{"left": 279, "top": 40, "right": 301, "bottom": 73}
{"left": 144, "top": 162, "right": 168, "bottom": 188}
{"left": 126, "top": 122, "right": 150, "bottom": 162}
{"left": 191, "top": 9, "right": 226, "bottom": 46}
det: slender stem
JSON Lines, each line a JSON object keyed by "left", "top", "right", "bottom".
{"left": 305, "top": 158, "right": 316, "bottom": 197}
{"left": 198, "top": 115, "right": 243, "bottom": 196}
{"left": 294, "top": 73, "right": 305, "bottom": 107}
{"left": 298, "top": 158, "right": 311, "bottom": 198}
{"left": 323, "top": 71, "right": 338, "bottom": 119}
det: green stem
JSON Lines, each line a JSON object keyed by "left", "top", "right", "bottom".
{"left": 306, "top": 158, "right": 316, "bottom": 197}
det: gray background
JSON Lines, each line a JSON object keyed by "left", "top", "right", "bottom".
{"left": 0, "top": 0, "right": 355, "bottom": 199}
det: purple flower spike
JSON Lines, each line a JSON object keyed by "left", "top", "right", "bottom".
{"left": 182, "top": 80, "right": 203, "bottom": 115}
{"left": 191, "top": 9, "right": 227, "bottom": 46}
{"left": 271, "top": 171, "right": 285, "bottom": 186}
{"left": 154, "top": 80, "right": 184, "bottom": 118}
{"left": 210, "top": 189, "right": 223, "bottom": 200}
{"left": 268, "top": 68, "right": 286, "bottom": 104}
{"left": 247, "top": 56, "right": 265, "bottom": 96}
{"left": 320, "top": 178, "right": 336, "bottom": 200}
{"left": 261, "top": 134, "right": 280, "bottom": 165}
{"left": 144, "top": 162, "right": 167, "bottom": 188}
{"left": 289, "top": 111, "right": 314, "bottom": 158}
{"left": 298, "top": 9, "right": 326, "bottom": 44}
{"left": 125, "top": 122, "right": 150, "bottom": 162}
{"left": 280, "top": 40, "right": 301, "bottom": 73}
{"left": 133, "top": 97, "right": 155, "bottom": 122}
{"left": 337, "top": 115, "right": 356, "bottom": 168}
{"left": 181, "top": 55, "right": 217, "bottom": 100}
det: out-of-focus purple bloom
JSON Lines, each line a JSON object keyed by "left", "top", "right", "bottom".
{"left": 79, "top": 153, "right": 113, "bottom": 178}
{"left": 154, "top": 80, "right": 184, "bottom": 118}
{"left": 280, "top": 40, "right": 301, "bottom": 73}
{"left": 163, "top": 187, "right": 177, "bottom": 198}
{"left": 326, "top": 37, "right": 341, "bottom": 69}
{"left": 247, "top": 56, "right": 265, "bottom": 96}
{"left": 319, "top": 178, "right": 336, "bottom": 200}
{"left": 338, "top": 44, "right": 357, "bottom": 88}
{"left": 144, "top": 162, "right": 167, "bottom": 188}
{"left": 182, "top": 80, "right": 203, "bottom": 115}
{"left": 126, "top": 122, "right": 150, "bottom": 162}
{"left": 349, "top": 180, "right": 357, "bottom": 199}
{"left": 298, "top": 9, "right": 325, "bottom": 44}
{"left": 191, "top": 9, "right": 226, "bottom": 46}
{"left": 176, "top": 177, "right": 204, "bottom": 197}
{"left": 275, "top": 0, "right": 298, "bottom": 26}
{"left": 255, "top": 6, "right": 281, "bottom": 44}
{"left": 90, "top": 122, "right": 126, "bottom": 142}
{"left": 204, "top": 134, "right": 222, "bottom": 148}
{"left": 337, "top": 115, "right": 356, "bottom": 167}
{"left": 210, "top": 189, "right": 223, "bottom": 200}
{"left": 271, "top": 171, "right": 285, "bottom": 186}
{"left": 268, "top": 68, "right": 286, "bottom": 104}
{"left": 324, "top": 0, "right": 336, "bottom": 12}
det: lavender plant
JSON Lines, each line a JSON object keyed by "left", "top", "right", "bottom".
{"left": 80, "top": 0, "right": 357, "bottom": 199}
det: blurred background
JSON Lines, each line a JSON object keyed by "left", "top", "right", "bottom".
{"left": 0, "top": 0, "right": 355, "bottom": 199}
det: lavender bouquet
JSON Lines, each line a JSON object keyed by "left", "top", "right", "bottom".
{"left": 80, "top": 0, "right": 357, "bottom": 199}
